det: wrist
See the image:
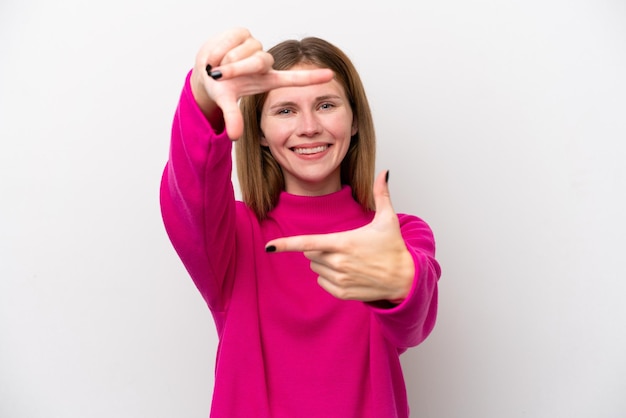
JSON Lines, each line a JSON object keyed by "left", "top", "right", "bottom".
{"left": 190, "top": 69, "right": 224, "bottom": 133}
{"left": 389, "top": 248, "right": 415, "bottom": 303}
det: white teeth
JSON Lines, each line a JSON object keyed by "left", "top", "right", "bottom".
{"left": 293, "top": 145, "right": 329, "bottom": 155}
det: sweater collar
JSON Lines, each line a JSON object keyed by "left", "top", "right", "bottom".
{"left": 268, "top": 186, "right": 373, "bottom": 233}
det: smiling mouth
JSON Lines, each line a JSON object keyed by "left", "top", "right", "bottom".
{"left": 292, "top": 145, "right": 330, "bottom": 155}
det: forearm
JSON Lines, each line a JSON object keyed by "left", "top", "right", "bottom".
{"left": 369, "top": 215, "right": 441, "bottom": 349}
{"left": 160, "top": 71, "right": 236, "bottom": 310}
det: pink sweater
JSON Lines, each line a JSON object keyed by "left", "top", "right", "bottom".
{"left": 160, "top": 73, "right": 441, "bottom": 418}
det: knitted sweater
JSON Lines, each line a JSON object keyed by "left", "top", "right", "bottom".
{"left": 160, "top": 73, "right": 441, "bottom": 418}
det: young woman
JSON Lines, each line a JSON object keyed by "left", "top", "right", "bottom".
{"left": 160, "top": 27, "right": 441, "bottom": 418}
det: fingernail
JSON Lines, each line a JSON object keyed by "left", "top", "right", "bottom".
{"left": 265, "top": 245, "right": 276, "bottom": 253}
{"left": 209, "top": 70, "right": 222, "bottom": 80}
{"left": 385, "top": 170, "right": 390, "bottom": 183}
{"left": 205, "top": 64, "right": 212, "bottom": 76}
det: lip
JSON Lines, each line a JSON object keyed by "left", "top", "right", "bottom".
{"left": 290, "top": 143, "right": 332, "bottom": 160}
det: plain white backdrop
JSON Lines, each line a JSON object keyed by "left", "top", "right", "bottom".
{"left": 1, "top": 0, "right": 625, "bottom": 417}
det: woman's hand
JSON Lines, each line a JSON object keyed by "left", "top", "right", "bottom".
{"left": 265, "top": 171, "right": 415, "bottom": 304}
{"left": 190, "top": 27, "right": 334, "bottom": 140}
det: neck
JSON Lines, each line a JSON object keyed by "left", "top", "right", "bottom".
{"left": 283, "top": 171, "right": 342, "bottom": 197}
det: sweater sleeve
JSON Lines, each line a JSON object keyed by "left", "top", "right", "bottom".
{"left": 369, "top": 214, "right": 441, "bottom": 351}
{"left": 159, "top": 71, "right": 236, "bottom": 313}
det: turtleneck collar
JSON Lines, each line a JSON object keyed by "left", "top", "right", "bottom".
{"left": 267, "top": 185, "right": 374, "bottom": 234}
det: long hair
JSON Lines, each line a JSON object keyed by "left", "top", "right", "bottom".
{"left": 236, "top": 37, "right": 376, "bottom": 220}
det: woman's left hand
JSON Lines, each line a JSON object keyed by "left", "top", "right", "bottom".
{"left": 265, "top": 170, "right": 415, "bottom": 304}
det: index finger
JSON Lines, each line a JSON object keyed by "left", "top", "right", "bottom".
{"left": 267, "top": 68, "right": 335, "bottom": 89}
{"left": 266, "top": 232, "right": 342, "bottom": 253}
{"left": 213, "top": 61, "right": 334, "bottom": 87}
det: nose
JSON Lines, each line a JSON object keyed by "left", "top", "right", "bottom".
{"left": 296, "top": 111, "right": 322, "bottom": 137}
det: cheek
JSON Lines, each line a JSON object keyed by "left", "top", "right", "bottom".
{"left": 260, "top": 119, "right": 293, "bottom": 148}
{"left": 326, "top": 117, "right": 355, "bottom": 142}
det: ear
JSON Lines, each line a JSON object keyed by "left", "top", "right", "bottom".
{"left": 260, "top": 132, "right": 268, "bottom": 146}
{"left": 351, "top": 117, "right": 358, "bottom": 137}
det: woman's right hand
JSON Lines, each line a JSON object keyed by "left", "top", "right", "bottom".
{"left": 190, "top": 27, "right": 334, "bottom": 140}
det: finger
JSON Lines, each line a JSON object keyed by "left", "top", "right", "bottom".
{"left": 216, "top": 92, "right": 244, "bottom": 140}
{"left": 317, "top": 276, "right": 351, "bottom": 300}
{"left": 220, "top": 37, "right": 265, "bottom": 66}
{"left": 200, "top": 27, "right": 255, "bottom": 68}
{"left": 213, "top": 62, "right": 332, "bottom": 90}
{"left": 210, "top": 50, "right": 274, "bottom": 80}
{"left": 372, "top": 169, "right": 396, "bottom": 218}
{"left": 265, "top": 232, "right": 342, "bottom": 253}
{"left": 267, "top": 68, "right": 335, "bottom": 89}
{"left": 227, "top": 68, "right": 335, "bottom": 101}
{"left": 316, "top": 276, "right": 374, "bottom": 302}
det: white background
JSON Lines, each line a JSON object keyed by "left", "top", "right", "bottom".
{"left": 1, "top": 0, "right": 625, "bottom": 417}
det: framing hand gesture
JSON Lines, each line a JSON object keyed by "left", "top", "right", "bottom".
{"left": 266, "top": 171, "right": 415, "bottom": 304}
{"left": 190, "top": 27, "right": 334, "bottom": 139}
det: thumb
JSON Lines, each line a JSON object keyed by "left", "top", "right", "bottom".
{"left": 373, "top": 169, "right": 395, "bottom": 217}
{"left": 219, "top": 96, "right": 244, "bottom": 140}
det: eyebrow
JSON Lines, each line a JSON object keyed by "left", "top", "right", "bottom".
{"left": 267, "top": 95, "right": 344, "bottom": 110}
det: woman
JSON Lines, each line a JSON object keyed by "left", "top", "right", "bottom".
{"left": 160, "top": 27, "right": 441, "bottom": 418}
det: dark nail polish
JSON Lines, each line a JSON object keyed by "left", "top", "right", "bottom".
{"left": 209, "top": 70, "right": 222, "bottom": 80}
{"left": 205, "top": 64, "right": 212, "bottom": 76}
{"left": 265, "top": 245, "right": 276, "bottom": 253}
{"left": 385, "top": 170, "right": 390, "bottom": 183}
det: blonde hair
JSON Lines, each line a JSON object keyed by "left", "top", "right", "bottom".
{"left": 236, "top": 37, "right": 376, "bottom": 220}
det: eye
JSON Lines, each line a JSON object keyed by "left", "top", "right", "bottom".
{"left": 277, "top": 108, "right": 292, "bottom": 115}
{"left": 319, "top": 102, "right": 335, "bottom": 110}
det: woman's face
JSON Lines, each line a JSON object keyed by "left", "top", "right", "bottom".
{"left": 260, "top": 64, "right": 357, "bottom": 196}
